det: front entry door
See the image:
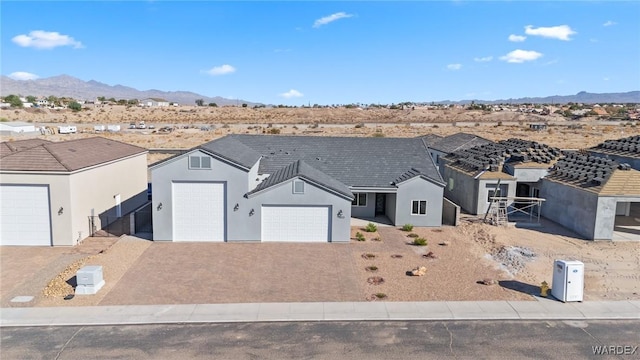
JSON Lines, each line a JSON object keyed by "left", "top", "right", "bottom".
{"left": 375, "top": 194, "right": 385, "bottom": 216}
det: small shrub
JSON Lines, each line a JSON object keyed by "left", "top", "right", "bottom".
{"left": 364, "top": 223, "right": 377, "bottom": 232}
{"left": 362, "top": 253, "right": 376, "bottom": 259}
{"left": 401, "top": 224, "right": 414, "bottom": 232}
{"left": 355, "top": 232, "right": 365, "bottom": 241}
{"left": 267, "top": 128, "right": 281, "bottom": 134}
{"left": 365, "top": 265, "right": 378, "bottom": 272}
{"left": 412, "top": 237, "right": 428, "bottom": 246}
{"left": 413, "top": 238, "right": 427, "bottom": 246}
{"left": 355, "top": 123, "right": 365, "bottom": 128}
{"left": 371, "top": 132, "right": 385, "bottom": 137}
{"left": 375, "top": 293, "right": 387, "bottom": 299}
{"left": 407, "top": 233, "right": 419, "bottom": 238}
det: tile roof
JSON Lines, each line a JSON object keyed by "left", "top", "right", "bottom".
{"left": 0, "top": 139, "right": 53, "bottom": 157}
{"left": 248, "top": 159, "right": 353, "bottom": 198}
{"left": 0, "top": 137, "right": 147, "bottom": 172}
{"left": 201, "top": 134, "right": 443, "bottom": 188}
{"left": 589, "top": 135, "right": 640, "bottom": 159}
{"left": 418, "top": 134, "right": 444, "bottom": 147}
{"left": 445, "top": 138, "right": 562, "bottom": 174}
{"left": 544, "top": 152, "right": 639, "bottom": 194}
{"left": 421, "top": 132, "right": 493, "bottom": 154}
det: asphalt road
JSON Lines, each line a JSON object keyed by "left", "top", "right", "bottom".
{"left": 2, "top": 320, "right": 638, "bottom": 359}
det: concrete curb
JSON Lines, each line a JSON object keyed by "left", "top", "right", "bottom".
{"left": 2, "top": 299, "right": 639, "bottom": 327}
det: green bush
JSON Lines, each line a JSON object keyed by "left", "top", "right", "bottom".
{"left": 355, "top": 232, "right": 365, "bottom": 241}
{"left": 412, "top": 237, "right": 428, "bottom": 246}
{"left": 364, "top": 223, "right": 377, "bottom": 232}
{"left": 407, "top": 233, "right": 419, "bottom": 238}
{"left": 267, "top": 128, "right": 281, "bottom": 134}
{"left": 401, "top": 224, "right": 414, "bottom": 232}
{"left": 371, "top": 132, "right": 385, "bottom": 137}
{"left": 375, "top": 293, "right": 387, "bottom": 299}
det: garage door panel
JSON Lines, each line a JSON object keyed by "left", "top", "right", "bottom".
{"left": 262, "top": 206, "right": 330, "bottom": 242}
{"left": 172, "top": 182, "right": 224, "bottom": 241}
{"left": 1, "top": 185, "right": 52, "bottom": 246}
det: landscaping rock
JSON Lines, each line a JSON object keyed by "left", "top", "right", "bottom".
{"left": 410, "top": 266, "right": 427, "bottom": 276}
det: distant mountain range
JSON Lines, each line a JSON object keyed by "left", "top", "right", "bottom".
{"left": 0, "top": 75, "right": 258, "bottom": 106}
{"left": 1, "top": 75, "right": 638, "bottom": 106}
{"left": 435, "top": 91, "right": 640, "bottom": 105}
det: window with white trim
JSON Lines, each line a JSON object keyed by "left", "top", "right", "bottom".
{"left": 189, "top": 155, "right": 212, "bottom": 169}
{"left": 293, "top": 180, "right": 305, "bottom": 194}
{"left": 486, "top": 184, "right": 508, "bottom": 202}
{"left": 411, "top": 200, "right": 427, "bottom": 215}
{"left": 352, "top": 193, "right": 367, "bottom": 207}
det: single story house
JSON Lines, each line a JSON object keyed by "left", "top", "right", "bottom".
{"left": 0, "top": 121, "right": 37, "bottom": 133}
{"left": 139, "top": 98, "right": 170, "bottom": 107}
{"left": 0, "top": 137, "right": 148, "bottom": 246}
{"left": 588, "top": 135, "right": 640, "bottom": 171}
{"left": 419, "top": 132, "right": 493, "bottom": 176}
{"left": 150, "top": 135, "right": 445, "bottom": 243}
{"left": 540, "top": 153, "right": 640, "bottom": 240}
{"left": 441, "top": 139, "right": 562, "bottom": 216}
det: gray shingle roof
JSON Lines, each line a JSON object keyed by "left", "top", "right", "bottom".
{"left": 201, "top": 134, "right": 443, "bottom": 188}
{"left": 424, "top": 132, "right": 493, "bottom": 153}
{"left": 248, "top": 159, "right": 353, "bottom": 198}
{"left": 589, "top": 135, "right": 640, "bottom": 159}
{"left": 0, "top": 137, "right": 147, "bottom": 172}
{"left": 419, "top": 134, "right": 444, "bottom": 147}
{"left": 0, "top": 139, "right": 53, "bottom": 158}
{"left": 393, "top": 168, "right": 423, "bottom": 184}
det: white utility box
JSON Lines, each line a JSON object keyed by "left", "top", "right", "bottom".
{"left": 75, "top": 265, "right": 105, "bottom": 295}
{"left": 551, "top": 260, "right": 584, "bottom": 302}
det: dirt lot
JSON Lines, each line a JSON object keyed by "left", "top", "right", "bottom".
{"left": 2, "top": 219, "right": 637, "bottom": 307}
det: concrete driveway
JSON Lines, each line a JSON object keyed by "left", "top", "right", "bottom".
{"left": 99, "top": 243, "right": 362, "bottom": 305}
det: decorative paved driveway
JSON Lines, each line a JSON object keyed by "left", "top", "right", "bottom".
{"left": 99, "top": 243, "right": 362, "bottom": 305}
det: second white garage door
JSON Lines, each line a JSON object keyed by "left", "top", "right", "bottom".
{"left": 0, "top": 185, "right": 52, "bottom": 246}
{"left": 261, "top": 206, "right": 330, "bottom": 242}
{"left": 172, "top": 182, "right": 225, "bottom": 241}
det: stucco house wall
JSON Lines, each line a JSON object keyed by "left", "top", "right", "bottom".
{"left": 540, "top": 180, "right": 599, "bottom": 240}
{"left": 394, "top": 177, "right": 444, "bottom": 227}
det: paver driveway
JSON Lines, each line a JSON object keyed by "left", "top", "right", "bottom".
{"left": 99, "top": 242, "right": 362, "bottom": 305}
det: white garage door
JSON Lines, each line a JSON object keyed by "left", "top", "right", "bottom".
{"left": 0, "top": 185, "right": 52, "bottom": 246}
{"left": 172, "top": 182, "right": 224, "bottom": 241}
{"left": 261, "top": 206, "right": 330, "bottom": 242}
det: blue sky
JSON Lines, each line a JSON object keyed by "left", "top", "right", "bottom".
{"left": 2, "top": 1, "right": 639, "bottom": 105}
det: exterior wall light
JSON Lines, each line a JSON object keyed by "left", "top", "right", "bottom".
{"left": 337, "top": 210, "right": 344, "bottom": 218}
{"left": 58, "top": 207, "right": 64, "bottom": 215}
{"left": 234, "top": 203, "right": 239, "bottom": 211}
{"left": 157, "top": 202, "right": 163, "bottom": 211}
{"left": 249, "top": 209, "right": 255, "bottom": 216}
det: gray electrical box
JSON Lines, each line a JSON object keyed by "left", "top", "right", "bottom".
{"left": 75, "top": 265, "right": 105, "bottom": 295}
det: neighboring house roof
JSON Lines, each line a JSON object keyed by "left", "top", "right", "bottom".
{"left": 589, "top": 135, "right": 640, "bottom": 160}
{"left": 0, "top": 137, "right": 147, "bottom": 172}
{"left": 248, "top": 159, "right": 353, "bottom": 198}
{"left": 418, "top": 134, "right": 444, "bottom": 148}
{"left": 0, "top": 139, "right": 52, "bottom": 158}
{"left": 0, "top": 121, "right": 35, "bottom": 127}
{"left": 421, "top": 132, "right": 493, "bottom": 154}
{"left": 445, "top": 138, "right": 562, "bottom": 175}
{"left": 196, "top": 134, "right": 443, "bottom": 188}
{"left": 545, "top": 152, "right": 639, "bottom": 194}
{"left": 142, "top": 98, "right": 168, "bottom": 102}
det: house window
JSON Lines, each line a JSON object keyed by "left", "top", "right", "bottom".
{"left": 352, "top": 193, "right": 367, "bottom": 207}
{"left": 532, "top": 188, "right": 540, "bottom": 198}
{"left": 487, "top": 184, "right": 508, "bottom": 202}
{"left": 411, "top": 200, "right": 427, "bottom": 215}
{"left": 448, "top": 178, "right": 454, "bottom": 191}
{"left": 189, "top": 155, "right": 212, "bottom": 169}
{"left": 293, "top": 180, "right": 305, "bottom": 194}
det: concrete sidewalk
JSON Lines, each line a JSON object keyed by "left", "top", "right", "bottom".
{"left": 2, "top": 298, "right": 639, "bottom": 327}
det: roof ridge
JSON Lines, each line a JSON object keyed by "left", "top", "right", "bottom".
{"left": 42, "top": 143, "right": 72, "bottom": 171}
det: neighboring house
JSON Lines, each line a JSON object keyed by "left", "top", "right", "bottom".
{"left": 150, "top": 135, "right": 445, "bottom": 243}
{"left": 139, "top": 98, "right": 170, "bottom": 107}
{"left": 441, "top": 139, "right": 562, "bottom": 216}
{"left": 540, "top": 153, "right": 640, "bottom": 240}
{"left": 419, "top": 132, "right": 493, "bottom": 176}
{"left": 36, "top": 99, "right": 49, "bottom": 107}
{"left": 0, "top": 137, "right": 148, "bottom": 246}
{"left": 588, "top": 135, "right": 640, "bottom": 171}
{"left": 0, "top": 121, "right": 36, "bottom": 133}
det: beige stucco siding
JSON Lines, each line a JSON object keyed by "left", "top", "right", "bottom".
{"left": 0, "top": 172, "right": 72, "bottom": 245}
{"left": 68, "top": 153, "right": 148, "bottom": 243}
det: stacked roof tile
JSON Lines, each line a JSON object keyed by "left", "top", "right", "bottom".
{"left": 545, "top": 152, "right": 632, "bottom": 191}
{"left": 591, "top": 135, "right": 640, "bottom": 158}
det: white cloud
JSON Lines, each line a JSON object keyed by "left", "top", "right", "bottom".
{"left": 508, "top": 34, "right": 527, "bottom": 42}
{"left": 603, "top": 77, "right": 610, "bottom": 81}
{"left": 524, "top": 25, "right": 576, "bottom": 41}
{"left": 204, "top": 64, "right": 236, "bottom": 76}
{"left": 446, "top": 63, "right": 462, "bottom": 70}
{"left": 603, "top": 20, "right": 617, "bottom": 27}
{"left": 313, "top": 12, "right": 353, "bottom": 28}
{"left": 8, "top": 71, "right": 39, "bottom": 80}
{"left": 500, "top": 49, "right": 543, "bottom": 63}
{"left": 474, "top": 56, "right": 493, "bottom": 62}
{"left": 279, "top": 89, "right": 304, "bottom": 98}
{"left": 12, "top": 30, "right": 83, "bottom": 49}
